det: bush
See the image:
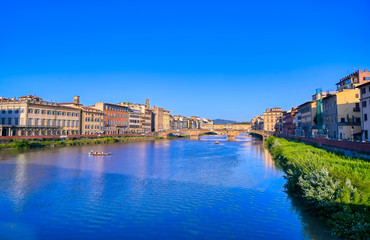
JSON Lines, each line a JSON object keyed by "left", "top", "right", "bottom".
{"left": 266, "top": 137, "right": 370, "bottom": 239}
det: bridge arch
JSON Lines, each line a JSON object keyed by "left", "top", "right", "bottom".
{"left": 156, "top": 129, "right": 271, "bottom": 141}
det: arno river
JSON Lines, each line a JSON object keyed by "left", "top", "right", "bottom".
{"left": 0, "top": 136, "right": 335, "bottom": 240}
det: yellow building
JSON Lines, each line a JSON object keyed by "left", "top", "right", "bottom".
{"left": 336, "top": 89, "right": 361, "bottom": 140}
{"left": 163, "top": 110, "right": 171, "bottom": 131}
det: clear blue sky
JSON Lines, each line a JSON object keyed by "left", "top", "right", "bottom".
{"left": 1, "top": 0, "right": 369, "bottom": 121}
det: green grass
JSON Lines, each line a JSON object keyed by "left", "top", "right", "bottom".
{"left": 0, "top": 136, "right": 154, "bottom": 151}
{"left": 266, "top": 137, "right": 370, "bottom": 239}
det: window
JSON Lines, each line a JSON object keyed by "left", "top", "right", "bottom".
{"left": 341, "top": 118, "right": 345, "bottom": 123}
{"left": 356, "top": 94, "right": 359, "bottom": 98}
{"left": 363, "top": 101, "right": 367, "bottom": 108}
{"left": 15, "top": 118, "right": 19, "bottom": 125}
{"left": 41, "top": 119, "right": 45, "bottom": 126}
{"left": 47, "top": 110, "right": 51, "bottom": 115}
{"left": 1, "top": 118, "right": 4, "bottom": 124}
{"left": 28, "top": 118, "right": 32, "bottom": 125}
{"left": 28, "top": 109, "right": 33, "bottom": 114}
{"left": 41, "top": 110, "right": 46, "bottom": 114}
{"left": 52, "top": 111, "right": 56, "bottom": 115}
{"left": 15, "top": 109, "right": 19, "bottom": 114}
{"left": 67, "top": 112, "right": 71, "bottom": 116}
{"left": 57, "top": 111, "right": 61, "bottom": 115}
{"left": 362, "top": 88, "right": 366, "bottom": 94}
{"left": 365, "top": 130, "right": 369, "bottom": 140}
{"left": 8, "top": 118, "right": 12, "bottom": 125}
{"left": 47, "top": 119, "right": 50, "bottom": 126}
{"left": 365, "top": 114, "right": 368, "bottom": 121}
{"left": 35, "top": 119, "right": 39, "bottom": 126}
{"left": 35, "top": 109, "right": 41, "bottom": 114}
{"left": 364, "top": 77, "right": 370, "bottom": 80}
{"left": 8, "top": 110, "right": 12, "bottom": 114}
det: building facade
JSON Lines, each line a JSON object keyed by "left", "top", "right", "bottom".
{"left": 358, "top": 82, "right": 370, "bottom": 140}
{"left": 0, "top": 95, "right": 81, "bottom": 136}
{"left": 296, "top": 101, "right": 316, "bottom": 137}
{"left": 336, "top": 69, "right": 370, "bottom": 91}
{"left": 261, "top": 108, "right": 283, "bottom": 132}
{"left": 322, "top": 94, "right": 338, "bottom": 139}
{"left": 163, "top": 110, "right": 171, "bottom": 131}
{"left": 336, "top": 89, "right": 361, "bottom": 140}
{"left": 92, "top": 102, "right": 129, "bottom": 134}
{"left": 59, "top": 96, "right": 104, "bottom": 135}
{"left": 128, "top": 110, "right": 141, "bottom": 133}
{"left": 282, "top": 107, "right": 298, "bottom": 135}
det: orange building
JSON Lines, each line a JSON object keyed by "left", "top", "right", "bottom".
{"left": 92, "top": 102, "right": 129, "bottom": 134}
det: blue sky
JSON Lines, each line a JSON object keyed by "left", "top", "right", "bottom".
{"left": 1, "top": 0, "right": 369, "bottom": 121}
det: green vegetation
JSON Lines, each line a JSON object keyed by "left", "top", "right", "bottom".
{"left": 168, "top": 135, "right": 190, "bottom": 139}
{"left": 235, "top": 121, "right": 250, "bottom": 124}
{"left": 0, "top": 136, "right": 155, "bottom": 151}
{"left": 200, "top": 132, "right": 217, "bottom": 136}
{"left": 266, "top": 137, "right": 370, "bottom": 239}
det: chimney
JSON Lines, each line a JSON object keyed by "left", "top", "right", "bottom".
{"left": 74, "top": 96, "right": 80, "bottom": 104}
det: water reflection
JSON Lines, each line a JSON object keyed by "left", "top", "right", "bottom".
{"left": 0, "top": 138, "right": 336, "bottom": 240}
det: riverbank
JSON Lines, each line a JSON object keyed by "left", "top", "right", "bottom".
{"left": 0, "top": 136, "right": 162, "bottom": 151}
{"left": 266, "top": 137, "right": 370, "bottom": 239}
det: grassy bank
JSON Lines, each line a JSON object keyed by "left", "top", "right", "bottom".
{"left": 0, "top": 136, "right": 157, "bottom": 151}
{"left": 266, "top": 137, "right": 370, "bottom": 239}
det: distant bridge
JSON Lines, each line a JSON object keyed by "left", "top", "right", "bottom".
{"left": 156, "top": 129, "right": 273, "bottom": 141}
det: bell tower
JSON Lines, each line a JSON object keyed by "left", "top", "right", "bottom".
{"left": 145, "top": 98, "right": 150, "bottom": 108}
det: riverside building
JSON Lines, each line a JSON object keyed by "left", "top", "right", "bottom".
{"left": 261, "top": 107, "right": 284, "bottom": 132}
{"left": 358, "top": 82, "right": 370, "bottom": 140}
{"left": 0, "top": 95, "right": 81, "bottom": 136}
{"left": 336, "top": 69, "right": 370, "bottom": 92}
{"left": 92, "top": 102, "right": 129, "bottom": 134}
{"left": 58, "top": 96, "right": 104, "bottom": 135}
{"left": 128, "top": 110, "right": 141, "bottom": 133}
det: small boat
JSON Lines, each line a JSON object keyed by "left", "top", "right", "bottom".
{"left": 215, "top": 141, "right": 220, "bottom": 144}
{"left": 89, "top": 151, "right": 111, "bottom": 156}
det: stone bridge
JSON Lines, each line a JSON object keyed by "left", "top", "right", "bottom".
{"left": 156, "top": 129, "right": 273, "bottom": 141}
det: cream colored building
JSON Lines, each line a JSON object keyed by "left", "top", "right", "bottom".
{"left": 261, "top": 108, "right": 284, "bottom": 132}
{"left": 163, "top": 110, "right": 171, "bottom": 130}
{"left": 0, "top": 95, "right": 81, "bottom": 136}
{"left": 59, "top": 96, "right": 104, "bottom": 135}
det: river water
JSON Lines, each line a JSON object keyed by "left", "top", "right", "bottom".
{"left": 0, "top": 136, "right": 334, "bottom": 240}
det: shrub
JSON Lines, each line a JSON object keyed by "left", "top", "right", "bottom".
{"left": 266, "top": 137, "right": 370, "bottom": 239}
